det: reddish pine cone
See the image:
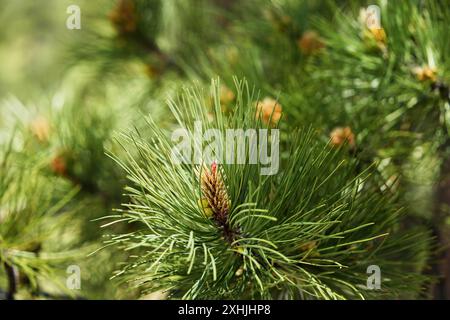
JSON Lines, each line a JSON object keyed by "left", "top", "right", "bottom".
{"left": 30, "top": 116, "right": 50, "bottom": 143}
{"left": 201, "top": 162, "right": 230, "bottom": 225}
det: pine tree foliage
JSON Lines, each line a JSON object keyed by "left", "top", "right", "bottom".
{"left": 0, "top": 0, "right": 448, "bottom": 300}
{"left": 0, "top": 136, "right": 87, "bottom": 299}
{"left": 104, "top": 80, "right": 431, "bottom": 299}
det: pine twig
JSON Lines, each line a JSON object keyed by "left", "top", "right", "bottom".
{"left": 3, "top": 262, "right": 17, "bottom": 300}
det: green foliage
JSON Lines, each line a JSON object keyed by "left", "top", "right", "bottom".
{"left": 0, "top": 136, "right": 86, "bottom": 298}
{"left": 105, "top": 80, "right": 431, "bottom": 299}
{"left": 0, "top": 0, "right": 447, "bottom": 300}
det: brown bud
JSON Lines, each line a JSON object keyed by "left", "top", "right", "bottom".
{"left": 298, "top": 31, "right": 325, "bottom": 55}
{"left": 330, "top": 126, "right": 356, "bottom": 148}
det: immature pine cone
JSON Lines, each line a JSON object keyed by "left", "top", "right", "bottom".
{"left": 201, "top": 162, "right": 230, "bottom": 226}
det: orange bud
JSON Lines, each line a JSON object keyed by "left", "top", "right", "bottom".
{"left": 256, "top": 98, "right": 282, "bottom": 125}
{"left": 369, "top": 28, "right": 386, "bottom": 44}
{"left": 109, "top": 0, "right": 137, "bottom": 34}
{"left": 51, "top": 154, "right": 67, "bottom": 176}
{"left": 412, "top": 65, "right": 437, "bottom": 82}
{"left": 330, "top": 126, "right": 356, "bottom": 148}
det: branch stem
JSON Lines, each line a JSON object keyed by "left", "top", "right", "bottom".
{"left": 3, "top": 262, "right": 16, "bottom": 300}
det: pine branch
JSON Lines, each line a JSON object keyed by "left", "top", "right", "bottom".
{"left": 104, "top": 79, "right": 432, "bottom": 299}
{"left": 3, "top": 262, "right": 16, "bottom": 300}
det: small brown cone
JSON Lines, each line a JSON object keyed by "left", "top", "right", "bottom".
{"left": 413, "top": 65, "right": 437, "bottom": 82}
{"left": 298, "top": 31, "right": 325, "bottom": 55}
{"left": 201, "top": 162, "right": 230, "bottom": 226}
